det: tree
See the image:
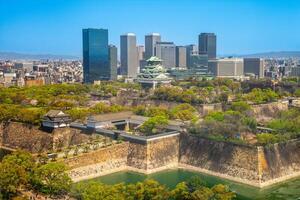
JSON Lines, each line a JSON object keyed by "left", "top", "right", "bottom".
{"left": 256, "top": 133, "right": 281, "bottom": 145}
{"left": 0, "top": 151, "right": 35, "bottom": 198}
{"left": 139, "top": 115, "right": 168, "bottom": 135}
{"left": 211, "top": 184, "right": 236, "bottom": 200}
{"left": 171, "top": 182, "right": 191, "bottom": 200}
{"left": 130, "top": 179, "right": 170, "bottom": 200}
{"left": 31, "top": 162, "right": 72, "bottom": 196}
{"left": 0, "top": 162, "right": 27, "bottom": 197}
{"left": 171, "top": 104, "right": 197, "bottom": 121}
{"left": 71, "top": 181, "right": 126, "bottom": 200}
{"left": 65, "top": 108, "right": 89, "bottom": 122}
{"left": 230, "top": 101, "right": 250, "bottom": 114}
{"left": 190, "top": 187, "right": 214, "bottom": 200}
{"left": 186, "top": 176, "right": 206, "bottom": 192}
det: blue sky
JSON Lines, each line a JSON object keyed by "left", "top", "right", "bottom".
{"left": 0, "top": 0, "right": 299, "bottom": 56}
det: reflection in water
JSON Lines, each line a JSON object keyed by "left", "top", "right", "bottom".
{"left": 86, "top": 169, "right": 300, "bottom": 200}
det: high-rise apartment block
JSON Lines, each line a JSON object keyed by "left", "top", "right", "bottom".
{"left": 120, "top": 33, "right": 138, "bottom": 78}
{"left": 82, "top": 28, "right": 109, "bottom": 83}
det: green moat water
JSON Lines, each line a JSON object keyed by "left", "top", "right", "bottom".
{"left": 86, "top": 169, "right": 300, "bottom": 200}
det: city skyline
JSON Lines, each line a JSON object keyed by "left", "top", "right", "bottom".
{"left": 1, "top": 0, "right": 300, "bottom": 56}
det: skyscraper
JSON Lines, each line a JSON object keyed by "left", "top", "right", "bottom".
{"left": 243, "top": 58, "right": 264, "bottom": 78}
{"left": 198, "top": 33, "right": 217, "bottom": 59}
{"left": 137, "top": 45, "right": 145, "bottom": 61}
{"left": 82, "top": 28, "right": 109, "bottom": 83}
{"left": 176, "top": 46, "right": 187, "bottom": 68}
{"left": 145, "top": 33, "right": 161, "bottom": 60}
{"left": 120, "top": 33, "right": 138, "bottom": 78}
{"left": 155, "top": 42, "right": 176, "bottom": 69}
{"left": 109, "top": 45, "right": 118, "bottom": 80}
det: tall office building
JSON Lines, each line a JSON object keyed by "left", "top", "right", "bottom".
{"left": 185, "top": 44, "right": 198, "bottom": 68}
{"left": 198, "top": 33, "right": 217, "bottom": 59}
{"left": 155, "top": 42, "right": 176, "bottom": 69}
{"left": 109, "top": 45, "right": 118, "bottom": 80}
{"left": 120, "top": 33, "right": 138, "bottom": 78}
{"left": 145, "top": 33, "right": 161, "bottom": 60}
{"left": 243, "top": 58, "right": 264, "bottom": 78}
{"left": 137, "top": 45, "right": 145, "bottom": 61}
{"left": 176, "top": 46, "right": 187, "bottom": 68}
{"left": 82, "top": 28, "right": 109, "bottom": 83}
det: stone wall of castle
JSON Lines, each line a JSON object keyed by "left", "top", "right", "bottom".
{"left": 0, "top": 122, "right": 91, "bottom": 153}
{"left": 259, "top": 140, "right": 300, "bottom": 182}
{"left": 179, "top": 134, "right": 260, "bottom": 183}
{"left": 127, "top": 142, "right": 148, "bottom": 170}
{"left": 0, "top": 122, "right": 53, "bottom": 153}
{"left": 127, "top": 135, "right": 179, "bottom": 172}
{"left": 179, "top": 134, "right": 300, "bottom": 186}
{"left": 252, "top": 101, "right": 289, "bottom": 123}
{"left": 147, "top": 136, "right": 179, "bottom": 170}
{"left": 65, "top": 142, "right": 129, "bottom": 182}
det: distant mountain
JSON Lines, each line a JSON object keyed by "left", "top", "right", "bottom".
{"left": 0, "top": 52, "right": 80, "bottom": 61}
{"left": 238, "top": 51, "right": 300, "bottom": 59}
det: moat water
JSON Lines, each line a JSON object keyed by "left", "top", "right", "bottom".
{"left": 86, "top": 169, "right": 300, "bottom": 200}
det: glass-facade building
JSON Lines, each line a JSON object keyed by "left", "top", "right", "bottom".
{"left": 83, "top": 28, "right": 109, "bottom": 83}
{"left": 198, "top": 33, "right": 217, "bottom": 59}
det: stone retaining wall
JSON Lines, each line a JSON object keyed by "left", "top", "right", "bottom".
{"left": 0, "top": 122, "right": 91, "bottom": 153}
{"left": 179, "top": 134, "right": 260, "bottom": 183}
{"left": 127, "top": 135, "right": 179, "bottom": 171}
{"left": 260, "top": 140, "right": 300, "bottom": 182}
{"left": 65, "top": 142, "right": 129, "bottom": 181}
{"left": 252, "top": 101, "right": 289, "bottom": 123}
{"left": 67, "top": 134, "right": 180, "bottom": 181}
{"left": 179, "top": 134, "right": 300, "bottom": 187}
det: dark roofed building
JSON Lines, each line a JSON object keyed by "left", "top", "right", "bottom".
{"left": 42, "top": 110, "right": 71, "bottom": 130}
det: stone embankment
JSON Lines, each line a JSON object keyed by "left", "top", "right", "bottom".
{"left": 66, "top": 142, "right": 129, "bottom": 182}
{"left": 66, "top": 134, "right": 180, "bottom": 182}
{"left": 0, "top": 122, "right": 91, "bottom": 153}
{"left": 251, "top": 100, "right": 289, "bottom": 123}
{"left": 180, "top": 134, "right": 300, "bottom": 187}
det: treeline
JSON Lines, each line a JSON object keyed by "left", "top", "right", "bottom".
{"left": 0, "top": 151, "right": 71, "bottom": 199}
{"left": 0, "top": 82, "right": 140, "bottom": 106}
{"left": 71, "top": 176, "right": 236, "bottom": 200}
{"left": 0, "top": 102, "right": 126, "bottom": 125}
{"left": 0, "top": 82, "right": 140, "bottom": 125}
{"left": 153, "top": 85, "right": 280, "bottom": 105}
